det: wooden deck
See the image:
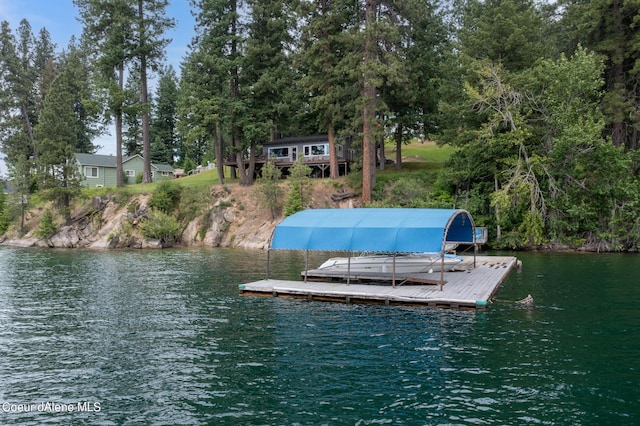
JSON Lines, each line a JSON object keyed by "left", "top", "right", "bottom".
{"left": 239, "top": 256, "right": 519, "bottom": 310}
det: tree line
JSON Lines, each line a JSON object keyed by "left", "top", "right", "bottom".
{"left": 1, "top": 0, "right": 639, "bottom": 250}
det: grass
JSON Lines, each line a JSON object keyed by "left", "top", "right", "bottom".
{"left": 379, "top": 141, "right": 456, "bottom": 177}
{"left": 80, "top": 166, "right": 237, "bottom": 198}
{"left": 388, "top": 140, "right": 457, "bottom": 164}
{"left": 79, "top": 143, "right": 454, "bottom": 200}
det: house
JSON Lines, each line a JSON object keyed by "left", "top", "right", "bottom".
{"left": 75, "top": 153, "right": 175, "bottom": 188}
{"left": 224, "top": 135, "right": 354, "bottom": 178}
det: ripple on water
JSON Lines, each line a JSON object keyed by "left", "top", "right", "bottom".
{"left": 0, "top": 248, "right": 638, "bottom": 424}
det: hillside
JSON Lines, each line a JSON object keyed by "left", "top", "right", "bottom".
{"left": 0, "top": 178, "right": 360, "bottom": 250}
{"left": 0, "top": 141, "right": 454, "bottom": 250}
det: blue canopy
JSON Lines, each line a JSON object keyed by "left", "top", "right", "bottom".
{"left": 270, "top": 208, "right": 475, "bottom": 253}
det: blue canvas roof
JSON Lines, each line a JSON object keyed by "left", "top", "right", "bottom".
{"left": 270, "top": 208, "right": 475, "bottom": 253}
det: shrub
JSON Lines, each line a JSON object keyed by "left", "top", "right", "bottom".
{"left": 149, "top": 181, "right": 182, "bottom": 213}
{"left": 256, "top": 161, "right": 283, "bottom": 220}
{"left": 284, "top": 185, "right": 303, "bottom": 217}
{"left": 285, "top": 159, "right": 312, "bottom": 216}
{"left": 111, "top": 189, "right": 132, "bottom": 206}
{"left": 140, "top": 209, "right": 182, "bottom": 244}
{"left": 0, "top": 191, "right": 9, "bottom": 235}
{"left": 36, "top": 209, "right": 58, "bottom": 241}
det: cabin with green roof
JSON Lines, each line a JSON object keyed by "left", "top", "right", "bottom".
{"left": 75, "top": 153, "right": 174, "bottom": 188}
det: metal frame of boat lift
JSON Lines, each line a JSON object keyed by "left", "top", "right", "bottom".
{"left": 265, "top": 208, "right": 483, "bottom": 290}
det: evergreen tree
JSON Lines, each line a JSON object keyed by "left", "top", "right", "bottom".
{"left": 361, "top": 0, "right": 377, "bottom": 203}
{"left": 123, "top": 69, "right": 143, "bottom": 156}
{"left": 75, "top": 0, "right": 137, "bottom": 186}
{"left": 131, "top": 0, "right": 174, "bottom": 183}
{"left": 559, "top": 0, "right": 640, "bottom": 150}
{"left": 0, "top": 20, "right": 59, "bottom": 214}
{"left": 284, "top": 158, "right": 312, "bottom": 216}
{"left": 180, "top": 0, "right": 246, "bottom": 185}
{"left": 62, "top": 39, "right": 103, "bottom": 154}
{"left": 381, "top": 0, "right": 449, "bottom": 170}
{"left": 359, "top": 0, "right": 409, "bottom": 201}
{"left": 297, "top": 0, "right": 361, "bottom": 178}
{"left": 0, "top": 20, "right": 57, "bottom": 168}
{"left": 0, "top": 189, "right": 9, "bottom": 235}
{"left": 244, "top": 0, "right": 300, "bottom": 144}
{"left": 34, "top": 53, "right": 83, "bottom": 224}
{"left": 455, "top": 0, "right": 549, "bottom": 72}
{"left": 257, "top": 160, "right": 283, "bottom": 220}
{"left": 151, "top": 66, "right": 179, "bottom": 164}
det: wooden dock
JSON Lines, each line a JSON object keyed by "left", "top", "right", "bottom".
{"left": 239, "top": 255, "right": 519, "bottom": 310}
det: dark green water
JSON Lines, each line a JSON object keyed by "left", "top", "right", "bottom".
{"left": 0, "top": 247, "right": 638, "bottom": 425}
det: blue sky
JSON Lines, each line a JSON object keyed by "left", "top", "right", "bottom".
{"left": 0, "top": 0, "right": 195, "bottom": 64}
{"left": 0, "top": 0, "right": 195, "bottom": 173}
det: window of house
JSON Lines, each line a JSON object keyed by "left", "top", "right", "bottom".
{"left": 125, "top": 170, "right": 135, "bottom": 177}
{"left": 84, "top": 166, "right": 98, "bottom": 178}
{"left": 268, "top": 147, "right": 289, "bottom": 159}
{"left": 304, "top": 144, "right": 328, "bottom": 156}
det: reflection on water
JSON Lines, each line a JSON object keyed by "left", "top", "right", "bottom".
{"left": 0, "top": 247, "right": 638, "bottom": 424}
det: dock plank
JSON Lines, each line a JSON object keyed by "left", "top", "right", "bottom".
{"left": 239, "top": 255, "right": 518, "bottom": 310}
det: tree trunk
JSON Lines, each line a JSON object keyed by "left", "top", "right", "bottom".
{"left": 379, "top": 133, "right": 386, "bottom": 171}
{"left": 328, "top": 122, "right": 338, "bottom": 179}
{"left": 214, "top": 123, "right": 224, "bottom": 185}
{"left": 395, "top": 125, "right": 402, "bottom": 171}
{"left": 20, "top": 103, "right": 37, "bottom": 161}
{"left": 361, "top": 0, "right": 376, "bottom": 203}
{"left": 494, "top": 175, "right": 502, "bottom": 241}
{"left": 116, "top": 63, "right": 125, "bottom": 187}
{"left": 139, "top": 0, "right": 152, "bottom": 183}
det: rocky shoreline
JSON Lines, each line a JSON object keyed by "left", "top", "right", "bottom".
{"left": 0, "top": 181, "right": 357, "bottom": 250}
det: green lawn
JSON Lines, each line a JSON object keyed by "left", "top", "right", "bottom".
{"left": 389, "top": 141, "right": 457, "bottom": 164}
{"left": 79, "top": 143, "right": 455, "bottom": 199}
{"left": 81, "top": 166, "right": 237, "bottom": 198}
{"left": 378, "top": 141, "right": 456, "bottom": 177}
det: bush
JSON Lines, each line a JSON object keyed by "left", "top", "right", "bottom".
{"left": 149, "top": 181, "right": 182, "bottom": 213}
{"left": 0, "top": 192, "right": 9, "bottom": 235}
{"left": 378, "top": 178, "right": 431, "bottom": 207}
{"left": 284, "top": 185, "right": 303, "bottom": 217}
{"left": 35, "top": 209, "right": 58, "bottom": 241}
{"left": 140, "top": 209, "right": 182, "bottom": 245}
{"left": 284, "top": 159, "right": 312, "bottom": 216}
{"left": 256, "top": 161, "right": 283, "bottom": 220}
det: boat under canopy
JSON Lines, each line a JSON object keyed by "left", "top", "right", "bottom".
{"left": 268, "top": 208, "right": 478, "bottom": 287}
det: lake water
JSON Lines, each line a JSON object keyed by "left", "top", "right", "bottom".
{"left": 0, "top": 247, "right": 638, "bottom": 425}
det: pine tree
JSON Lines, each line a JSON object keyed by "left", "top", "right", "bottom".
{"left": 151, "top": 66, "right": 179, "bottom": 164}
{"left": 75, "top": 0, "right": 137, "bottom": 186}
{"left": 0, "top": 20, "right": 58, "bottom": 216}
{"left": 244, "top": 0, "right": 300, "bottom": 143}
{"left": 383, "top": 0, "right": 449, "bottom": 170}
{"left": 297, "top": 0, "right": 361, "bottom": 178}
{"left": 34, "top": 52, "right": 83, "bottom": 224}
{"left": 63, "top": 39, "right": 103, "bottom": 154}
{"left": 180, "top": 0, "right": 246, "bottom": 185}
{"left": 0, "top": 20, "right": 57, "bottom": 168}
{"left": 131, "top": 0, "right": 174, "bottom": 183}
{"left": 559, "top": 0, "right": 640, "bottom": 149}
{"left": 123, "top": 69, "right": 143, "bottom": 156}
